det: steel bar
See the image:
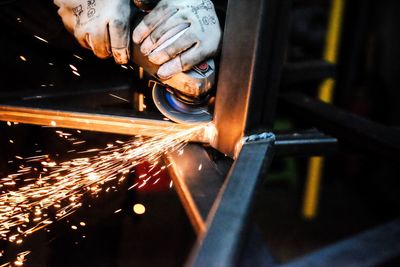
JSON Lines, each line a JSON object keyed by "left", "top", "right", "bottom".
{"left": 187, "top": 134, "right": 275, "bottom": 267}
{"left": 0, "top": 105, "right": 209, "bottom": 142}
{"left": 281, "top": 61, "right": 336, "bottom": 88}
{"left": 166, "top": 144, "right": 229, "bottom": 235}
{"left": 281, "top": 93, "right": 400, "bottom": 158}
{"left": 212, "top": 0, "right": 291, "bottom": 157}
{"left": 280, "top": 219, "right": 400, "bottom": 267}
{"left": 275, "top": 130, "right": 338, "bottom": 156}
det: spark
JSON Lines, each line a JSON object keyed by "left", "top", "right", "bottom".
{"left": 19, "top": 56, "right": 27, "bottom": 62}
{"left": 128, "top": 183, "right": 138, "bottom": 190}
{"left": 0, "top": 124, "right": 206, "bottom": 244}
{"left": 109, "top": 94, "right": 129, "bottom": 103}
{"left": 198, "top": 164, "right": 202, "bottom": 171}
{"left": 72, "top": 70, "right": 80, "bottom": 77}
{"left": 73, "top": 54, "right": 83, "bottom": 60}
{"left": 0, "top": 251, "right": 30, "bottom": 267}
{"left": 69, "top": 64, "right": 78, "bottom": 72}
{"left": 72, "top": 141, "right": 86, "bottom": 145}
{"left": 33, "top": 35, "right": 48, "bottom": 43}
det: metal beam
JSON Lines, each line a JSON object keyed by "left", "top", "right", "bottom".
{"left": 275, "top": 130, "right": 338, "bottom": 157}
{"left": 166, "top": 144, "right": 229, "bottom": 235}
{"left": 281, "top": 93, "right": 400, "bottom": 158}
{"left": 0, "top": 105, "right": 209, "bottom": 142}
{"left": 187, "top": 133, "right": 275, "bottom": 267}
{"left": 212, "top": 0, "right": 291, "bottom": 157}
{"left": 280, "top": 219, "right": 400, "bottom": 267}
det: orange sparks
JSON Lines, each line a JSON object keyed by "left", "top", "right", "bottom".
{"left": 0, "top": 124, "right": 207, "bottom": 246}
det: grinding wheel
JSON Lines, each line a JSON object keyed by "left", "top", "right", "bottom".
{"left": 152, "top": 84, "right": 212, "bottom": 124}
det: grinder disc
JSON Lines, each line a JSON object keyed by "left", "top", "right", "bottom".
{"left": 152, "top": 84, "right": 212, "bottom": 124}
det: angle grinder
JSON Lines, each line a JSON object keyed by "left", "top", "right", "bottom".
{"left": 132, "top": 1, "right": 216, "bottom": 124}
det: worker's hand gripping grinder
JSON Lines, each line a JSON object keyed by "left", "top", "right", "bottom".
{"left": 132, "top": 0, "right": 221, "bottom": 124}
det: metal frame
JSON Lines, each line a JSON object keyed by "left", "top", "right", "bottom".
{"left": 1, "top": 0, "right": 400, "bottom": 266}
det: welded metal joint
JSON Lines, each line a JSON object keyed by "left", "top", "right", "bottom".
{"left": 243, "top": 132, "right": 275, "bottom": 143}
{"left": 234, "top": 132, "right": 276, "bottom": 159}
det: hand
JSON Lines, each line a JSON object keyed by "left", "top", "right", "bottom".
{"left": 54, "top": 0, "right": 133, "bottom": 64}
{"left": 132, "top": 0, "right": 221, "bottom": 79}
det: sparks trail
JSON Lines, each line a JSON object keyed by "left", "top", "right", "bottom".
{"left": 0, "top": 124, "right": 207, "bottom": 245}
{"left": 0, "top": 251, "right": 30, "bottom": 267}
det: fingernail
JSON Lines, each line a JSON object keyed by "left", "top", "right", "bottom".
{"left": 132, "top": 21, "right": 148, "bottom": 44}
{"left": 140, "top": 37, "right": 154, "bottom": 56}
{"left": 157, "top": 58, "right": 182, "bottom": 79}
{"left": 148, "top": 50, "right": 170, "bottom": 65}
{"left": 113, "top": 48, "right": 129, "bottom": 64}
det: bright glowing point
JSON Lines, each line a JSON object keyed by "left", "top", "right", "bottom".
{"left": 133, "top": 204, "right": 146, "bottom": 215}
{"left": 50, "top": 121, "right": 57, "bottom": 126}
{"left": 19, "top": 55, "right": 27, "bottom": 62}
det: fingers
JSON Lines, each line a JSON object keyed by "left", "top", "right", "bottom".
{"left": 132, "top": 4, "right": 178, "bottom": 44}
{"left": 53, "top": 0, "right": 62, "bottom": 7}
{"left": 148, "top": 30, "right": 196, "bottom": 65}
{"left": 158, "top": 46, "right": 204, "bottom": 79}
{"left": 109, "top": 19, "right": 130, "bottom": 64}
{"left": 141, "top": 22, "right": 189, "bottom": 56}
{"left": 84, "top": 25, "right": 112, "bottom": 59}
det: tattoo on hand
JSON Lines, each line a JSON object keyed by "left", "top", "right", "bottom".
{"left": 73, "top": 5, "right": 83, "bottom": 17}
{"left": 191, "top": 0, "right": 213, "bottom": 14}
{"left": 87, "top": 0, "right": 96, "bottom": 18}
{"left": 188, "top": 0, "right": 216, "bottom": 33}
{"left": 202, "top": 15, "right": 216, "bottom": 26}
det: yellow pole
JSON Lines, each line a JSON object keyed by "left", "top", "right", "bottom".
{"left": 302, "top": 0, "right": 345, "bottom": 220}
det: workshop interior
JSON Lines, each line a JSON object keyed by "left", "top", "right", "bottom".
{"left": 1, "top": 0, "right": 400, "bottom": 266}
